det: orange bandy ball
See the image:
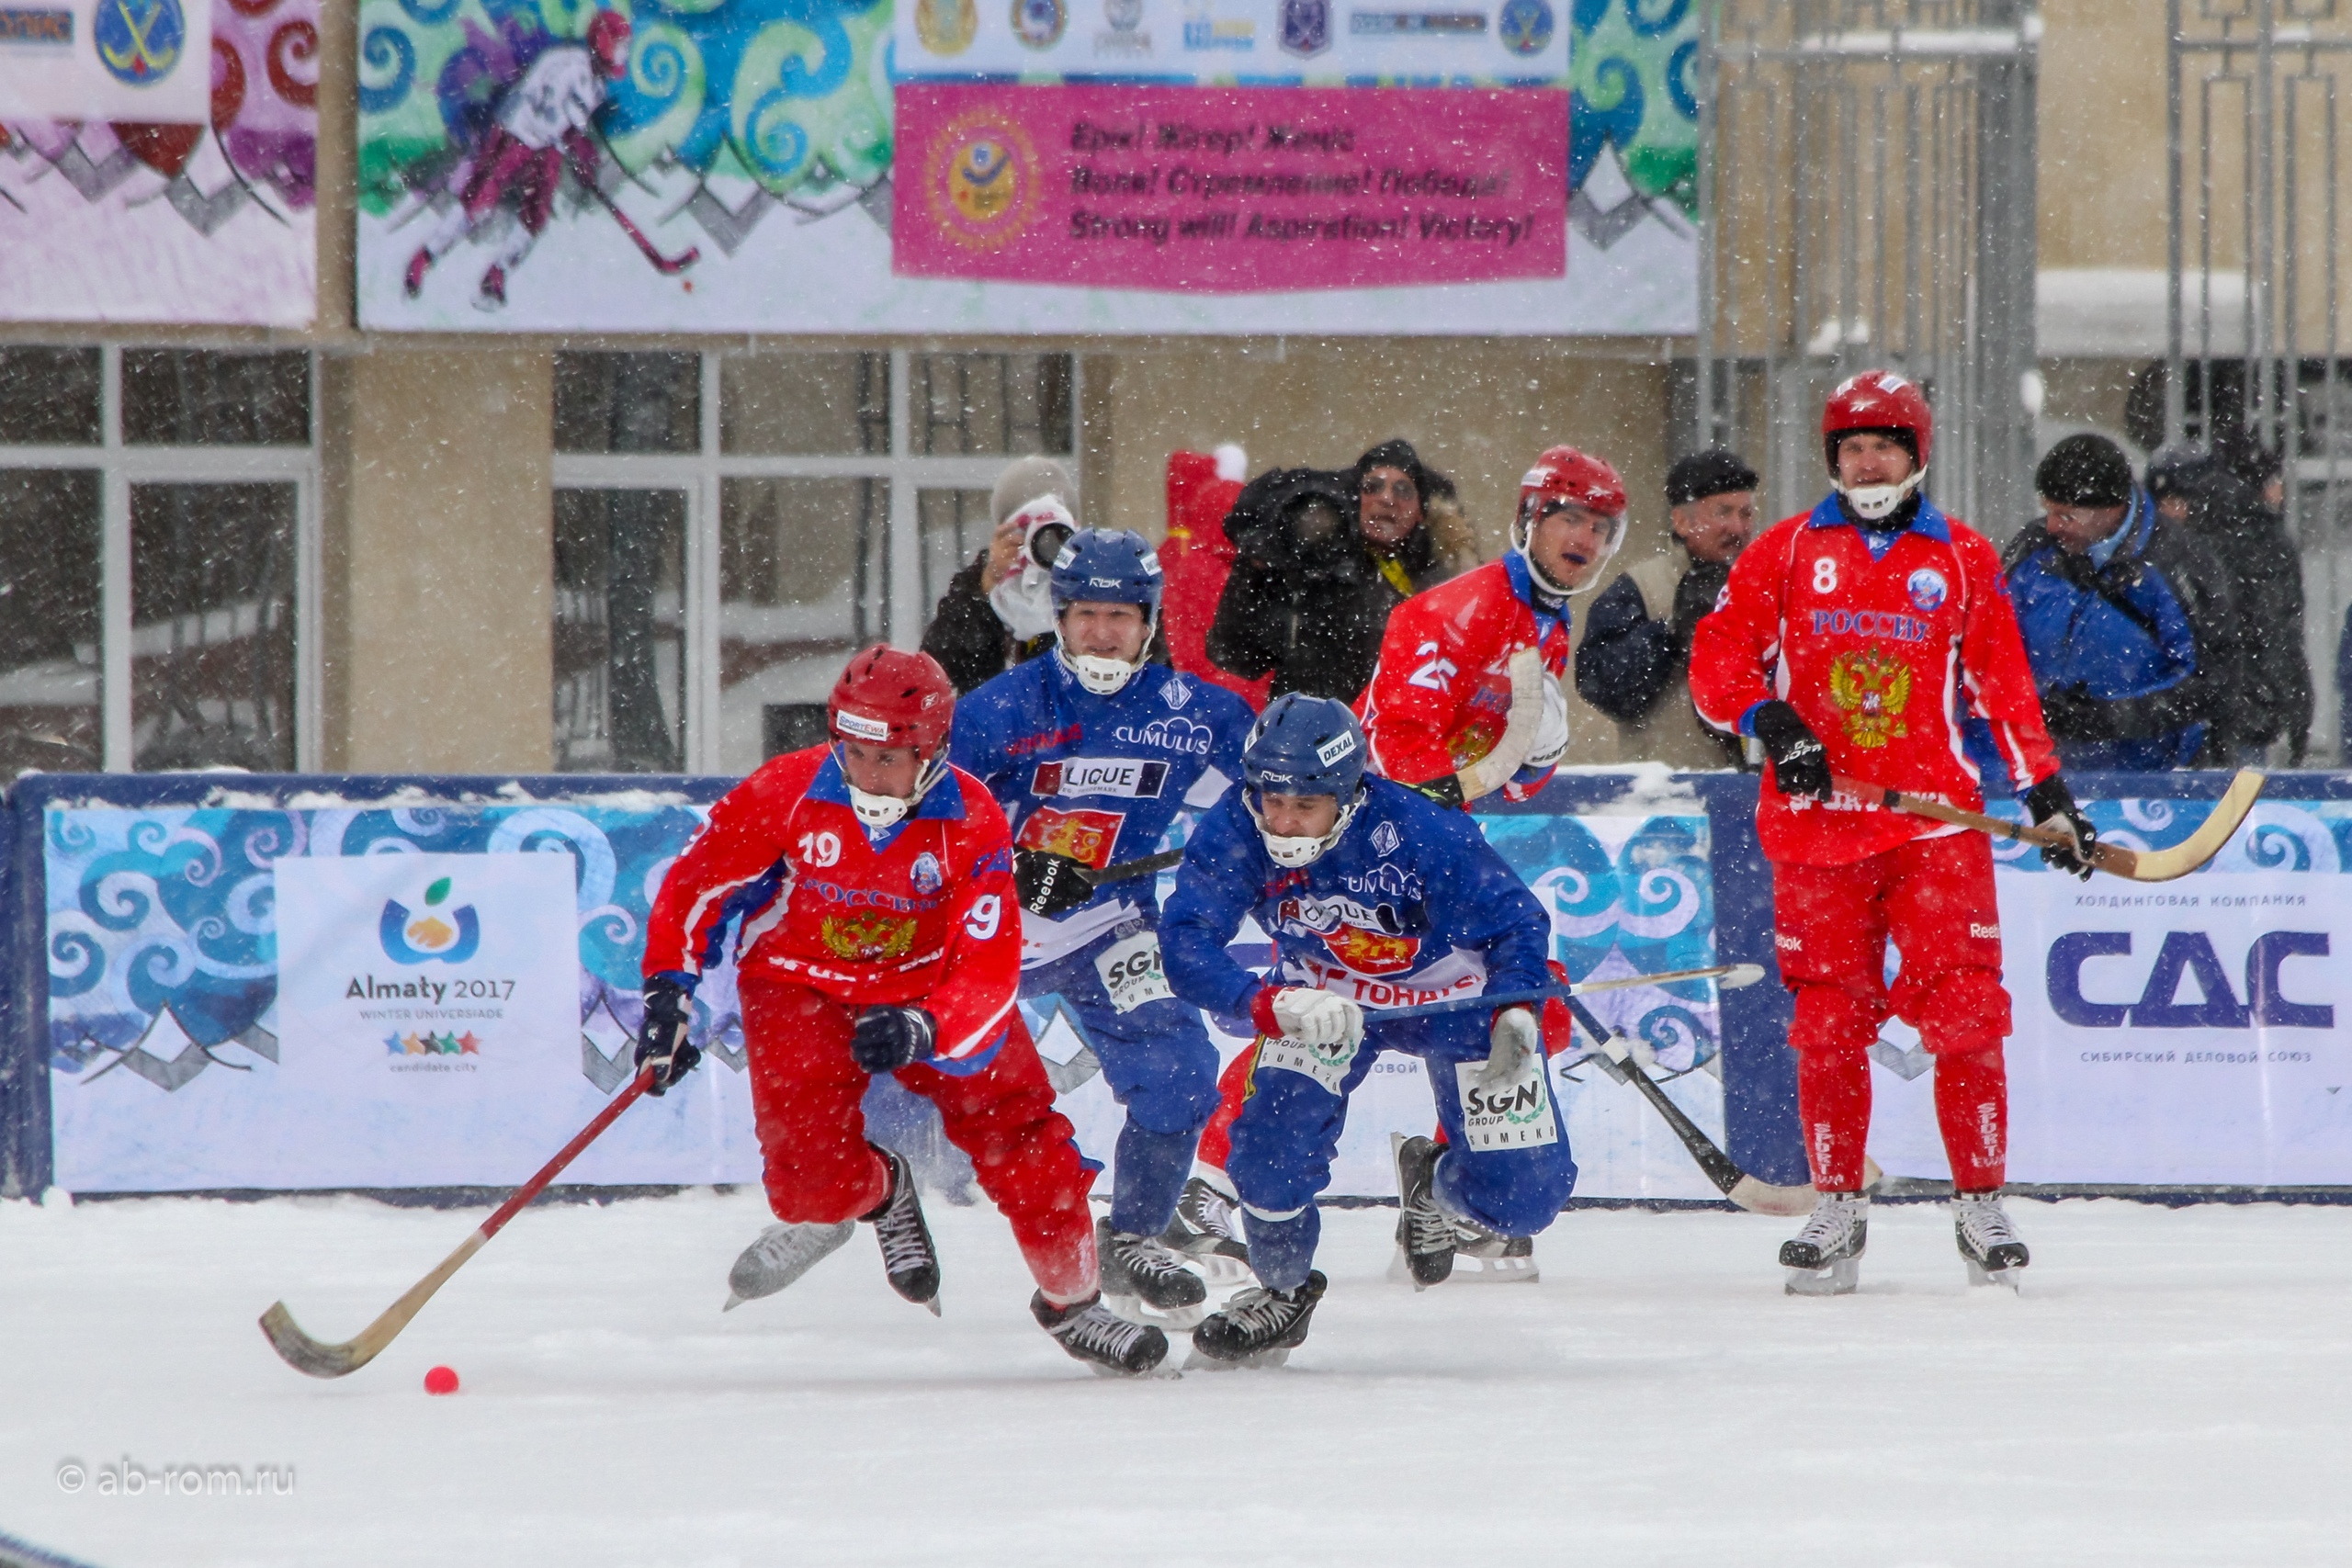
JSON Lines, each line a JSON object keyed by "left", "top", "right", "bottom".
{"left": 423, "top": 1365, "right": 459, "bottom": 1395}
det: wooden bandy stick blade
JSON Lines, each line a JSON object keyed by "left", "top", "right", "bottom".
{"left": 1831, "top": 771, "right": 2266, "bottom": 884}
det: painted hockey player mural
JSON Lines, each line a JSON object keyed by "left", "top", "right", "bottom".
{"left": 356, "top": 0, "right": 893, "bottom": 323}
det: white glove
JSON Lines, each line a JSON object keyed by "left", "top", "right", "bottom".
{"left": 1480, "top": 1006, "right": 1543, "bottom": 1089}
{"left": 1272, "top": 988, "right": 1365, "bottom": 1048}
{"left": 1524, "top": 673, "right": 1571, "bottom": 771}
{"left": 1457, "top": 646, "right": 1546, "bottom": 800}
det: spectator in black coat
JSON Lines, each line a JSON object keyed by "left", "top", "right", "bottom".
{"left": 1205, "top": 440, "right": 1463, "bottom": 702}
{"left": 2146, "top": 446, "right": 2312, "bottom": 762}
{"left": 1575, "top": 449, "right": 1757, "bottom": 768}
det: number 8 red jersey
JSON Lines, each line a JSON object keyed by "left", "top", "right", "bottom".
{"left": 642, "top": 746, "right": 1023, "bottom": 1067}
{"left": 1688, "top": 495, "right": 2059, "bottom": 867}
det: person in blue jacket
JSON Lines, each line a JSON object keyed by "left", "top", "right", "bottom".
{"left": 2001, "top": 434, "right": 2240, "bottom": 773}
{"left": 1160, "top": 694, "right": 1576, "bottom": 1365}
{"left": 950, "top": 527, "right": 1258, "bottom": 1326}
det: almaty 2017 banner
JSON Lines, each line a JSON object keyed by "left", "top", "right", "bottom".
{"left": 354, "top": 0, "right": 1700, "bottom": 333}
{"left": 0, "top": 0, "right": 319, "bottom": 324}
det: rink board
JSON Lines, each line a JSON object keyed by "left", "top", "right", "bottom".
{"left": 3, "top": 769, "right": 2347, "bottom": 1200}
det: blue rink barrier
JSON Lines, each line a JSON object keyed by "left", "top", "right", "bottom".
{"left": 3, "top": 769, "right": 2348, "bottom": 1202}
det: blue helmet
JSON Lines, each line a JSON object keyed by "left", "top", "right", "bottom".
{"left": 1243, "top": 694, "right": 1366, "bottom": 799}
{"left": 1049, "top": 528, "right": 1164, "bottom": 616}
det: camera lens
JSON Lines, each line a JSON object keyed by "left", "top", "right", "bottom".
{"left": 1028, "top": 523, "right": 1074, "bottom": 568}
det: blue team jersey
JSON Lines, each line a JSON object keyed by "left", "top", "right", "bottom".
{"left": 950, "top": 654, "right": 1253, "bottom": 963}
{"left": 1160, "top": 775, "right": 1551, "bottom": 1021}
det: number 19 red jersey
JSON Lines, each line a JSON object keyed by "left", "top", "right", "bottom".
{"left": 642, "top": 746, "right": 1022, "bottom": 1066}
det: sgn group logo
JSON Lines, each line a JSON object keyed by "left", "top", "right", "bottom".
{"left": 379, "top": 875, "right": 481, "bottom": 964}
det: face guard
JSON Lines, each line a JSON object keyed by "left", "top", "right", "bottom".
{"left": 1245, "top": 786, "right": 1363, "bottom": 869}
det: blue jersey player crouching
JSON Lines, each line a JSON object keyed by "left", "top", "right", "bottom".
{"left": 1161, "top": 695, "right": 1577, "bottom": 1366}
{"left": 952, "top": 528, "right": 1257, "bottom": 1326}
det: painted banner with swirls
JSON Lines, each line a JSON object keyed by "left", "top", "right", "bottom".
{"left": 0, "top": 0, "right": 316, "bottom": 323}
{"left": 41, "top": 798, "right": 773, "bottom": 1190}
{"left": 354, "top": 0, "right": 1699, "bottom": 333}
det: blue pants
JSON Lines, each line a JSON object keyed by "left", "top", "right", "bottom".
{"left": 1026, "top": 929, "right": 1221, "bottom": 1236}
{"left": 1227, "top": 1011, "right": 1578, "bottom": 1290}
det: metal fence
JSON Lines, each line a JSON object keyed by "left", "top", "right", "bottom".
{"left": 2167, "top": 0, "right": 2352, "bottom": 759}
{"left": 1696, "top": 0, "right": 2039, "bottom": 536}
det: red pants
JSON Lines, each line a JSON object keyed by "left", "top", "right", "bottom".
{"left": 741, "top": 980, "right": 1099, "bottom": 1304}
{"left": 461, "top": 127, "right": 563, "bottom": 231}
{"left": 1772, "top": 831, "right": 2010, "bottom": 1192}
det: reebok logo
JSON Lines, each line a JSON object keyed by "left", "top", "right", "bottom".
{"left": 1971, "top": 922, "right": 2000, "bottom": 940}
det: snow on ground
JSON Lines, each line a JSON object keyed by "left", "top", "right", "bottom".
{"left": 6, "top": 1191, "right": 2351, "bottom": 1567}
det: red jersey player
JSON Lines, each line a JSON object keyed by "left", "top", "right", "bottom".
{"left": 634, "top": 646, "right": 1169, "bottom": 1374}
{"left": 1167, "top": 448, "right": 1628, "bottom": 1278}
{"left": 1688, "top": 370, "right": 2097, "bottom": 1295}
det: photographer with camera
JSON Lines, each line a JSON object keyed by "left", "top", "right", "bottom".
{"left": 1204, "top": 440, "right": 1468, "bottom": 703}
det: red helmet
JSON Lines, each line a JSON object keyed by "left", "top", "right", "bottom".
{"left": 587, "top": 9, "right": 630, "bottom": 79}
{"left": 828, "top": 645, "right": 954, "bottom": 757}
{"left": 1517, "top": 446, "right": 1627, "bottom": 524}
{"left": 1822, "top": 370, "right": 1932, "bottom": 472}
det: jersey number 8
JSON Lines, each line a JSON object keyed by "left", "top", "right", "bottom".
{"left": 1812, "top": 557, "right": 1838, "bottom": 593}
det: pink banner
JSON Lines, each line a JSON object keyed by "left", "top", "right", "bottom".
{"left": 893, "top": 84, "right": 1567, "bottom": 294}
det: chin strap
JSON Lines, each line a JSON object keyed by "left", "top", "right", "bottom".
{"left": 1834, "top": 465, "right": 1928, "bottom": 523}
{"left": 842, "top": 750, "right": 948, "bottom": 832}
{"left": 1054, "top": 619, "right": 1155, "bottom": 696}
{"left": 1246, "top": 789, "right": 1362, "bottom": 868}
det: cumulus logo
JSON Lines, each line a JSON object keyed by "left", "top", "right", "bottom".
{"left": 1114, "top": 716, "right": 1214, "bottom": 755}
{"left": 379, "top": 876, "right": 481, "bottom": 964}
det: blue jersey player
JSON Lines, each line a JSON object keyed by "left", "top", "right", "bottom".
{"left": 951, "top": 528, "right": 1256, "bottom": 1326}
{"left": 1161, "top": 694, "right": 1578, "bottom": 1366}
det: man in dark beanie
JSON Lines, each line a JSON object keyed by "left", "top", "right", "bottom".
{"left": 2000, "top": 433, "right": 2242, "bottom": 771}
{"left": 1575, "top": 448, "right": 1758, "bottom": 766}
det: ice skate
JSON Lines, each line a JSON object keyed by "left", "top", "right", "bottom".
{"left": 721, "top": 1220, "right": 855, "bottom": 1311}
{"left": 1032, "top": 1291, "right": 1170, "bottom": 1377}
{"left": 403, "top": 246, "right": 433, "bottom": 299}
{"left": 1159, "top": 1174, "right": 1253, "bottom": 1283}
{"left": 1780, "top": 1190, "right": 1868, "bottom": 1296}
{"left": 1953, "top": 1190, "right": 2030, "bottom": 1292}
{"left": 862, "top": 1148, "right": 942, "bottom": 1314}
{"left": 1384, "top": 1213, "right": 1539, "bottom": 1285}
{"left": 1098, "top": 1217, "right": 1208, "bottom": 1328}
{"left": 1392, "top": 1134, "right": 1455, "bottom": 1289}
{"left": 1187, "top": 1271, "right": 1327, "bottom": 1370}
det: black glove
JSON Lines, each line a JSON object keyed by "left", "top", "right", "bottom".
{"left": 851, "top": 1006, "right": 937, "bottom": 1074}
{"left": 2037, "top": 684, "right": 2117, "bottom": 742}
{"left": 2021, "top": 774, "right": 2098, "bottom": 880}
{"left": 1013, "top": 847, "right": 1096, "bottom": 919}
{"left": 632, "top": 977, "right": 700, "bottom": 1096}
{"left": 1750, "top": 699, "right": 1833, "bottom": 801}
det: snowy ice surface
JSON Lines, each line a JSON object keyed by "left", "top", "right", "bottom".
{"left": 6, "top": 1192, "right": 2350, "bottom": 1567}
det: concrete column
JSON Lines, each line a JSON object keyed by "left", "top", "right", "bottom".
{"left": 339, "top": 349, "right": 553, "bottom": 773}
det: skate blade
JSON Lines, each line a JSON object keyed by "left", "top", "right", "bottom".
{"left": 1182, "top": 1346, "right": 1291, "bottom": 1371}
{"left": 1195, "top": 1254, "right": 1254, "bottom": 1286}
{"left": 1783, "top": 1258, "right": 1860, "bottom": 1297}
{"left": 1966, "top": 1260, "right": 2023, "bottom": 1293}
{"left": 1445, "top": 1246, "right": 1539, "bottom": 1284}
{"left": 1104, "top": 1292, "right": 1208, "bottom": 1331}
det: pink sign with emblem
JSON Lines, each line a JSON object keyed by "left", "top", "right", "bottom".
{"left": 893, "top": 83, "right": 1567, "bottom": 294}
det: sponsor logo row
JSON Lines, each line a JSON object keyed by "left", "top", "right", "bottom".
{"left": 920, "top": 0, "right": 1554, "bottom": 59}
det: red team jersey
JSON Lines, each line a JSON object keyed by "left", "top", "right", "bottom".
{"left": 643, "top": 746, "right": 1023, "bottom": 1065}
{"left": 1688, "top": 498, "right": 2059, "bottom": 866}
{"left": 1359, "top": 557, "right": 1573, "bottom": 803}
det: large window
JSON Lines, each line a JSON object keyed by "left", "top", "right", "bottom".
{"left": 551, "top": 351, "right": 1078, "bottom": 774}
{"left": 0, "top": 348, "right": 319, "bottom": 777}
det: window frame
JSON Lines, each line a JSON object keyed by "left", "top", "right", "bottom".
{"left": 550, "top": 349, "right": 1081, "bottom": 773}
{"left": 0, "top": 345, "right": 322, "bottom": 773}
